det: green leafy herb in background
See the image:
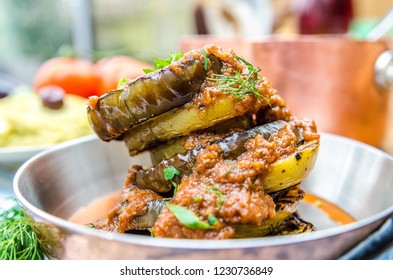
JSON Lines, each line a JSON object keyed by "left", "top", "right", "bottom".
{"left": 0, "top": 203, "right": 52, "bottom": 260}
{"left": 167, "top": 204, "right": 212, "bottom": 229}
{"left": 143, "top": 51, "right": 183, "bottom": 73}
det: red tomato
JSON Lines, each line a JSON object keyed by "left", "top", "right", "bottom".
{"left": 94, "top": 56, "right": 152, "bottom": 95}
{"left": 33, "top": 57, "right": 96, "bottom": 98}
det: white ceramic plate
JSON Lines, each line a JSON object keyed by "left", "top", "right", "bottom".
{"left": 0, "top": 145, "right": 50, "bottom": 168}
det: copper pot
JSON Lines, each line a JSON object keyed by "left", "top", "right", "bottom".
{"left": 181, "top": 35, "right": 392, "bottom": 148}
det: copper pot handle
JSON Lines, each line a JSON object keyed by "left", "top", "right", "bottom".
{"left": 375, "top": 50, "right": 393, "bottom": 92}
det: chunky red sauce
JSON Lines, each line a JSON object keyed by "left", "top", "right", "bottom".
{"left": 69, "top": 191, "right": 355, "bottom": 229}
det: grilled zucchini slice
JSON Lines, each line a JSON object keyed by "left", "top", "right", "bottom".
{"left": 234, "top": 185, "right": 306, "bottom": 238}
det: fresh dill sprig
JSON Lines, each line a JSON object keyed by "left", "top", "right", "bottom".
{"left": 207, "top": 56, "right": 270, "bottom": 104}
{"left": 0, "top": 203, "right": 52, "bottom": 260}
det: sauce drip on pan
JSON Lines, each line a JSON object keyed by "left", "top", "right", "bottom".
{"left": 69, "top": 192, "right": 120, "bottom": 225}
{"left": 303, "top": 193, "right": 356, "bottom": 225}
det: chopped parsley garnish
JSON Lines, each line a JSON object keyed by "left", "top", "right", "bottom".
{"left": 163, "top": 165, "right": 181, "bottom": 195}
{"left": 207, "top": 214, "right": 218, "bottom": 226}
{"left": 116, "top": 77, "right": 129, "bottom": 89}
{"left": 172, "top": 182, "right": 179, "bottom": 195}
{"left": 143, "top": 51, "right": 183, "bottom": 73}
{"left": 163, "top": 165, "right": 181, "bottom": 181}
{"left": 193, "top": 195, "right": 203, "bottom": 203}
{"left": 85, "top": 223, "right": 95, "bottom": 229}
{"left": 202, "top": 48, "right": 209, "bottom": 71}
{"left": 204, "top": 185, "right": 227, "bottom": 209}
{"left": 207, "top": 56, "right": 270, "bottom": 104}
{"left": 167, "top": 204, "right": 212, "bottom": 229}
{"left": 224, "top": 165, "right": 238, "bottom": 177}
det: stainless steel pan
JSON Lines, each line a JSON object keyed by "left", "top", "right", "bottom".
{"left": 13, "top": 133, "right": 393, "bottom": 259}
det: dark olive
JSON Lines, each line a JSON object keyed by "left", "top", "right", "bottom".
{"left": 38, "top": 85, "right": 65, "bottom": 109}
{"left": 0, "top": 91, "right": 8, "bottom": 99}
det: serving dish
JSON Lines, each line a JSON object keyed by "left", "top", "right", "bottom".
{"left": 13, "top": 133, "right": 393, "bottom": 259}
{"left": 0, "top": 145, "right": 50, "bottom": 196}
{"left": 0, "top": 145, "right": 49, "bottom": 168}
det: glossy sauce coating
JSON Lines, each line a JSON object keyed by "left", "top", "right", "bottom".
{"left": 152, "top": 123, "right": 315, "bottom": 239}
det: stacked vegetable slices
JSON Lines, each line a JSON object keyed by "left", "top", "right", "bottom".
{"left": 88, "top": 45, "right": 320, "bottom": 239}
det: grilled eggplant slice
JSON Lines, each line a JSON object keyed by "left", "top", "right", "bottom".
{"left": 87, "top": 55, "right": 222, "bottom": 140}
{"left": 134, "top": 120, "right": 288, "bottom": 193}
{"left": 124, "top": 95, "right": 245, "bottom": 154}
{"left": 268, "top": 212, "right": 315, "bottom": 236}
{"left": 133, "top": 120, "right": 319, "bottom": 194}
{"left": 149, "top": 116, "right": 254, "bottom": 165}
{"left": 234, "top": 185, "right": 305, "bottom": 238}
{"left": 119, "top": 185, "right": 307, "bottom": 234}
{"left": 132, "top": 199, "right": 168, "bottom": 230}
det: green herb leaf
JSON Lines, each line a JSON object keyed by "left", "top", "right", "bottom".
{"left": 172, "top": 182, "right": 179, "bottom": 196}
{"left": 143, "top": 51, "right": 183, "bottom": 74}
{"left": 204, "top": 185, "right": 227, "bottom": 209}
{"left": 163, "top": 165, "right": 181, "bottom": 181}
{"left": 202, "top": 48, "right": 209, "bottom": 71}
{"left": 207, "top": 214, "right": 218, "bottom": 226}
{"left": 167, "top": 204, "right": 212, "bottom": 229}
{"left": 224, "top": 165, "right": 238, "bottom": 177}
{"left": 117, "top": 77, "right": 129, "bottom": 89}
{"left": 142, "top": 68, "right": 154, "bottom": 74}
{"left": 193, "top": 195, "right": 203, "bottom": 203}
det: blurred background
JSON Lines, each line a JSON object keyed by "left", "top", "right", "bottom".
{"left": 1, "top": 0, "right": 393, "bottom": 84}
{"left": 1, "top": 0, "right": 393, "bottom": 156}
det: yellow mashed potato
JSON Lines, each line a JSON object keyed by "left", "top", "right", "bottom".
{"left": 0, "top": 89, "right": 93, "bottom": 147}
